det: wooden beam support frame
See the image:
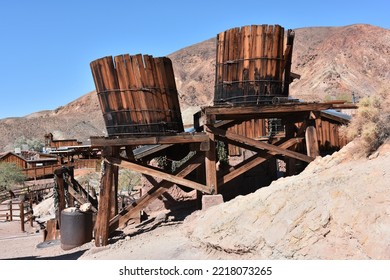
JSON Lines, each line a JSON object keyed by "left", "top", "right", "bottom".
{"left": 204, "top": 114, "right": 218, "bottom": 194}
{"left": 206, "top": 125, "right": 314, "bottom": 163}
{"left": 109, "top": 153, "right": 205, "bottom": 232}
{"left": 91, "top": 133, "right": 209, "bottom": 148}
{"left": 219, "top": 137, "right": 304, "bottom": 186}
{"left": 94, "top": 147, "right": 119, "bottom": 247}
{"left": 106, "top": 157, "right": 212, "bottom": 194}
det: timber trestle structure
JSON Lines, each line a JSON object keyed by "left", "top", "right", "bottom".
{"left": 89, "top": 24, "right": 357, "bottom": 247}
{"left": 90, "top": 100, "right": 356, "bottom": 247}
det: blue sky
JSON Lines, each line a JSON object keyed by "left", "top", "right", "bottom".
{"left": 0, "top": 0, "right": 389, "bottom": 119}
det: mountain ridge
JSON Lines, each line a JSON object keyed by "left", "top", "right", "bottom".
{"left": 1, "top": 24, "right": 389, "bottom": 151}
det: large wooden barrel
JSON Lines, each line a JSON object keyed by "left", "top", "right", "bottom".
{"left": 214, "top": 24, "right": 294, "bottom": 105}
{"left": 90, "top": 54, "right": 184, "bottom": 136}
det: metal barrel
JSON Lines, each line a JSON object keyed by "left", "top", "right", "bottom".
{"left": 60, "top": 207, "right": 93, "bottom": 251}
{"left": 214, "top": 25, "right": 295, "bottom": 106}
{"left": 90, "top": 54, "right": 184, "bottom": 137}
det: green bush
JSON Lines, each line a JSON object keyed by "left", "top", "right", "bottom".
{"left": 0, "top": 163, "right": 26, "bottom": 191}
{"left": 340, "top": 91, "right": 390, "bottom": 154}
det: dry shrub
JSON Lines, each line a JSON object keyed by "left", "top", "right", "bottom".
{"left": 340, "top": 90, "right": 390, "bottom": 155}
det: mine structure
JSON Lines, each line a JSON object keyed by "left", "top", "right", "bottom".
{"left": 81, "top": 24, "right": 357, "bottom": 247}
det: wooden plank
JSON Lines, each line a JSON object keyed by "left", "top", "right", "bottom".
{"left": 205, "top": 114, "right": 218, "bottom": 194}
{"left": 203, "top": 103, "right": 356, "bottom": 118}
{"left": 305, "top": 126, "right": 320, "bottom": 157}
{"left": 206, "top": 125, "right": 314, "bottom": 163}
{"left": 124, "top": 54, "right": 142, "bottom": 125}
{"left": 106, "top": 157, "right": 212, "bottom": 194}
{"left": 90, "top": 133, "right": 208, "bottom": 147}
{"left": 164, "top": 57, "right": 184, "bottom": 132}
{"left": 283, "top": 29, "right": 295, "bottom": 96}
{"left": 64, "top": 177, "right": 97, "bottom": 212}
{"left": 242, "top": 25, "right": 251, "bottom": 97}
{"left": 95, "top": 149, "right": 115, "bottom": 247}
{"left": 109, "top": 153, "right": 204, "bottom": 232}
{"left": 54, "top": 169, "right": 66, "bottom": 227}
{"left": 154, "top": 57, "right": 171, "bottom": 124}
{"left": 219, "top": 137, "right": 304, "bottom": 186}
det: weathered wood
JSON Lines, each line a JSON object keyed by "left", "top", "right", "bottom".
{"left": 109, "top": 153, "right": 204, "bottom": 232}
{"left": 54, "top": 169, "right": 66, "bottom": 227}
{"left": 106, "top": 157, "right": 211, "bottom": 194}
{"left": 206, "top": 125, "right": 314, "bottom": 163}
{"left": 219, "top": 137, "right": 304, "bottom": 186}
{"left": 305, "top": 126, "right": 320, "bottom": 157}
{"left": 44, "top": 219, "right": 60, "bottom": 241}
{"left": 90, "top": 133, "right": 208, "bottom": 147}
{"left": 95, "top": 151, "right": 115, "bottom": 247}
{"left": 283, "top": 29, "right": 295, "bottom": 96}
{"left": 90, "top": 54, "right": 184, "bottom": 136}
{"left": 19, "top": 202, "right": 24, "bottom": 232}
{"left": 203, "top": 103, "right": 357, "bottom": 119}
{"left": 204, "top": 114, "right": 218, "bottom": 194}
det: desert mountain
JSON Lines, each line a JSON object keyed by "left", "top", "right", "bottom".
{"left": 1, "top": 24, "right": 389, "bottom": 151}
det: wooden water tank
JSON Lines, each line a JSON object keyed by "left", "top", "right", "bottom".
{"left": 214, "top": 24, "right": 295, "bottom": 105}
{"left": 90, "top": 54, "right": 184, "bottom": 136}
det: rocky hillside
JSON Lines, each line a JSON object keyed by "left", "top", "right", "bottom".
{"left": 1, "top": 24, "right": 389, "bottom": 151}
{"left": 183, "top": 140, "right": 390, "bottom": 259}
{"left": 0, "top": 92, "right": 106, "bottom": 151}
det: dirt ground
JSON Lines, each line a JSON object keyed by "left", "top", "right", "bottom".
{"left": 0, "top": 210, "right": 215, "bottom": 260}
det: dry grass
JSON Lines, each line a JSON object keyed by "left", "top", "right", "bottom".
{"left": 340, "top": 90, "right": 390, "bottom": 155}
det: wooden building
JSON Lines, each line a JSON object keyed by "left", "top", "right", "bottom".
{"left": 44, "top": 133, "right": 82, "bottom": 149}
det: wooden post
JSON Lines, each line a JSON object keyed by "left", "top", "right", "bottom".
{"left": 29, "top": 200, "right": 33, "bottom": 227}
{"left": 20, "top": 202, "right": 25, "bottom": 232}
{"left": 305, "top": 126, "right": 320, "bottom": 158}
{"left": 54, "top": 168, "right": 66, "bottom": 227}
{"left": 285, "top": 122, "right": 297, "bottom": 176}
{"left": 110, "top": 147, "right": 120, "bottom": 218}
{"left": 95, "top": 147, "right": 115, "bottom": 247}
{"left": 204, "top": 114, "right": 218, "bottom": 194}
{"left": 9, "top": 201, "right": 13, "bottom": 222}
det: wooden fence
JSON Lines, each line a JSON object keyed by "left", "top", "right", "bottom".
{"left": 22, "top": 159, "right": 101, "bottom": 180}
{"left": 0, "top": 200, "right": 33, "bottom": 232}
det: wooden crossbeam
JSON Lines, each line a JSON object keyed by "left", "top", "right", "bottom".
{"left": 64, "top": 176, "right": 98, "bottom": 212}
{"left": 202, "top": 103, "right": 357, "bottom": 118}
{"left": 106, "top": 156, "right": 212, "bottom": 194}
{"left": 109, "top": 153, "right": 204, "bottom": 232}
{"left": 206, "top": 125, "right": 314, "bottom": 163}
{"left": 91, "top": 133, "right": 209, "bottom": 147}
{"left": 219, "top": 137, "right": 303, "bottom": 186}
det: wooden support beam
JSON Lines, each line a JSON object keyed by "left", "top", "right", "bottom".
{"left": 202, "top": 103, "right": 357, "bottom": 120}
{"left": 54, "top": 168, "right": 67, "bottom": 227}
{"left": 206, "top": 125, "right": 314, "bottom": 163}
{"left": 95, "top": 148, "right": 115, "bottom": 247}
{"left": 219, "top": 137, "right": 303, "bottom": 186}
{"left": 109, "top": 153, "right": 204, "bottom": 232}
{"left": 305, "top": 126, "right": 320, "bottom": 158}
{"left": 64, "top": 177, "right": 97, "bottom": 212}
{"left": 106, "top": 157, "right": 212, "bottom": 194}
{"left": 90, "top": 133, "right": 209, "bottom": 148}
{"left": 204, "top": 114, "right": 218, "bottom": 194}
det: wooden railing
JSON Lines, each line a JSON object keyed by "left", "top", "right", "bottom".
{"left": 0, "top": 200, "right": 33, "bottom": 232}
{"left": 0, "top": 181, "right": 54, "bottom": 204}
{"left": 22, "top": 159, "right": 101, "bottom": 180}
